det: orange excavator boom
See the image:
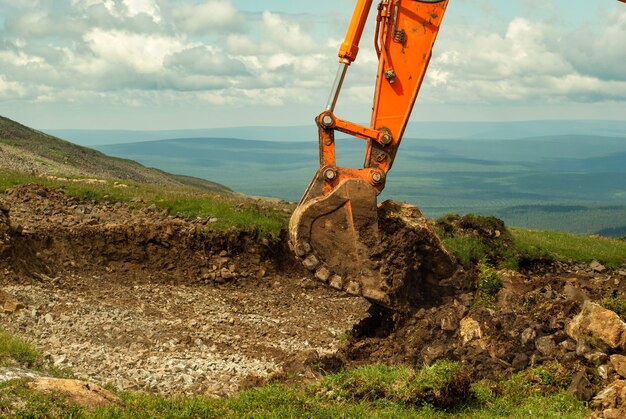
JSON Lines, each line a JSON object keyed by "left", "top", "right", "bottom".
{"left": 289, "top": 0, "right": 449, "bottom": 308}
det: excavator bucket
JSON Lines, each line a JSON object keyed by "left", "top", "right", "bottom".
{"left": 289, "top": 169, "right": 457, "bottom": 310}
{"left": 289, "top": 173, "right": 390, "bottom": 305}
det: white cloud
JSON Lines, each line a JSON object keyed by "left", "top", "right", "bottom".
{"left": 84, "top": 29, "right": 190, "bottom": 74}
{"left": 123, "top": 0, "right": 162, "bottom": 23}
{"left": 172, "top": 1, "right": 244, "bottom": 34}
{"left": 425, "top": 14, "right": 626, "bottom": 104}
{"left": 0, "top": 0, "right": 623, "bottom": 116}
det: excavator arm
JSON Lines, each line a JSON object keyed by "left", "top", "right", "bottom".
{"left": 290, "top": 0, "right": 624, "bottom": 308}
{"left": 289, "top": 0, "right": 449, "bottom": 308}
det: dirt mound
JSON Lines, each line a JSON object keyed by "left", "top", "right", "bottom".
{"left": 335, "top": 260, "right": 626, "bottom": 387}
{"left": 373, "top": 201, "right": 458, "bottom": 309}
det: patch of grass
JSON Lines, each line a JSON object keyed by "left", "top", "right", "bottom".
{"left": 512, "top": 228, "right": 626, "bottom": 268}
{"left": 0, "top": 327, "right": 40, "bottom": 367}
{"left": 474, "top": 261, "right": 503, "bottom": 308}
{"left": 435, "top": 214, "right": 517, "bottom": 269}
{"left": 0, "top": 170, "right": 289, "bottom": 237}
{"left": 440, "top": 236, "right": 487, "bottom": 269}
{"left": 601, "top": 291, "right": 626, "bottom": 321}
{"left": 314, "top": 360, "right": 470, "bottom": 408}
{"left": 458, "top": 363, "right": 585, "bottom": 418}
{"left": 436, "top": 213, "right": 626, "bottom": 270}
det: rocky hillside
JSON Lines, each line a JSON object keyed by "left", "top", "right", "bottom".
{"left": 0, "top": 115, "right": 230, "bottom": 193}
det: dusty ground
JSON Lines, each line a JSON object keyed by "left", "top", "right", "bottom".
{"left": 0, "top": 184, "right": 368, "bottom": 395}
{"left": 2, "top": 183, "right": 626, "bottom": 414}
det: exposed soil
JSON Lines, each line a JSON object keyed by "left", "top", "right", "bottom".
{"left": 2, "top": 183, "right": 626, "bottom": 409}
{"left": 0, "top": 184, "right": 368, "bottom": 395}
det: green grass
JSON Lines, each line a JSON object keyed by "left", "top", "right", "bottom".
{"left": 0, "top": 361, "right": 590, "bottom": 418}
{"left": 474, "top": 262, "right": 503, "bottom": 308}
{"left": 436, "top": 213, "right": 626, "bottom": 270}
{"left": 0, "top": 327, "right": 41, "bottom": 367}
{"left": 512, "top": 228, "right": 626, "bottom": 268}
{"left": 601, "top": 291, "right": 626, "bottom": 321}
{"left": 0, "top": 170, "right": 289, "bottom": 237}
{"left": 314, "top": 361, "right": 469, "bottom": 409}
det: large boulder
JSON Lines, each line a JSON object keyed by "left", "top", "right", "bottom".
{"left": 566, "top": 301, "right": 626, "bottom": 351}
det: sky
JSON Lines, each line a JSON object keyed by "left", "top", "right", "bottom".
{"left": 0, "top": 0, "right": 625, "bottom": 130}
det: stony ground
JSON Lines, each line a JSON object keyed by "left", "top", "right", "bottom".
{"left": 2, "top": 183, "right": 626, "bottom": 417}
{"left": 0, "top": 184, "right": 367, "bottom": 396}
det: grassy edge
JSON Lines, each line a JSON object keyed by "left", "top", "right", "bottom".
{"left": 0, "top": 169, "right": 289, "bottom": 237}
{"left": 0, "top": 360, "right": 590, "bottom": 418}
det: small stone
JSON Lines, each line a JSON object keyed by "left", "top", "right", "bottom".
{"left": 440, "top": 311, "right": 458, "bottom": 332}
{"left": 329, "top": 275, "right": 343, "bottom": 290}
{"left": 599, "top": 363, "right": 613, "bottom": 380}
{"left": 44, "top": 313, "right": 54, "bottom": 324}
{"left": 459, "top": 317, "right": 482, "bottom": 344}
{"left": 562, "top": 284, "right": 588, "bottom": 304}
{"left": 611, "top": 354, "right": 626, "bottom": 379}
{"left": 521, "top": 327, "right": 536, "bottom": 346}
{"left": 54, "top": 354, "right": 67, "bottom": 366}
{"left": 568, "top": 370, "right": 594, "bottom": 401}
{"left": 590, "top": 260, "right": 606, "bottom": 273}
{"left": 302, "top": 255, "right": 320, "bottom": 271}
{"left": 3, "top": 300, "right": 23, "bottom": 313}
{"left": 345, "top": 281, "right": 361, "bottom": 296}
{"left": 585, "top": 352, "right": 609, "bottom": 365}
{"left": 535, "top": 335, "right": 557, "bottom": 357}
{"left": 314, "top": 267, "right": 330, "bottom": 282}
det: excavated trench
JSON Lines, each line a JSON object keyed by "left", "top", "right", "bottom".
{"left": 2, "top": 184, "right": 626, "bottom": 403}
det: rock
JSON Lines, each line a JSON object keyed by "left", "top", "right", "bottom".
{"left": 3, "top": 299, "right": 24, "bottom": 314}
{"left": 599, "top": 364, "right": 614, "bottom": 380}
{"left": 459, "top": 317, "right": 482, "bottom": 344}
{"left": 440, "top": 311, "right": 458, "bottom": 332}
{"left": 43, "top": 313, "right": 54, "bottom": 324}
{"left": 302, "top": 255, "right": 320, "bottom": 271}
{"left": 568, "top": 370, "right": 594, "bottom": 401}
{"left": 511, "top": 353, "right": 529, "bottom": 371}
{"left": 611, "top": 354, "right": 626, "bottom": 379}
{"left": 315, "top": 267, "right": 330, "bottom": 282}
{"left": 559, "top": 339, "right": 577, "bottom": 352}
{"left": 562, "top": 283, "right": 589, "bottom": 304}
{"left": 535, "top": 335, "right": 557, "bottom": 357}
{"left": 28, "top": 378, "right": 121, "bottom": 410}
{"left": 592, "top": 380, "right": 626, "bottom": 418}
{"left": 590, "top": 260, "right": 606, "bottom": 273}
{"left": 566, "top": 301, "right": 626, "bottom": 350}
{"left": 521, "top": 327, "right": 537, "bottom": 346}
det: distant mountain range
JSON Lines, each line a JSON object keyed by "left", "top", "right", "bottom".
{"left": 46, "top": 120, "right": 626, "bottom": 146}
{"left": 0, "top": 115, "right": 231, "bottom": 193}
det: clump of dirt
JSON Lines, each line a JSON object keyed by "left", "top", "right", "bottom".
{"left": 372, "top": 201, "right": 459, "bottom": 310}
{"left": 335, "top": 258, "right": 626, "bottom": 386}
